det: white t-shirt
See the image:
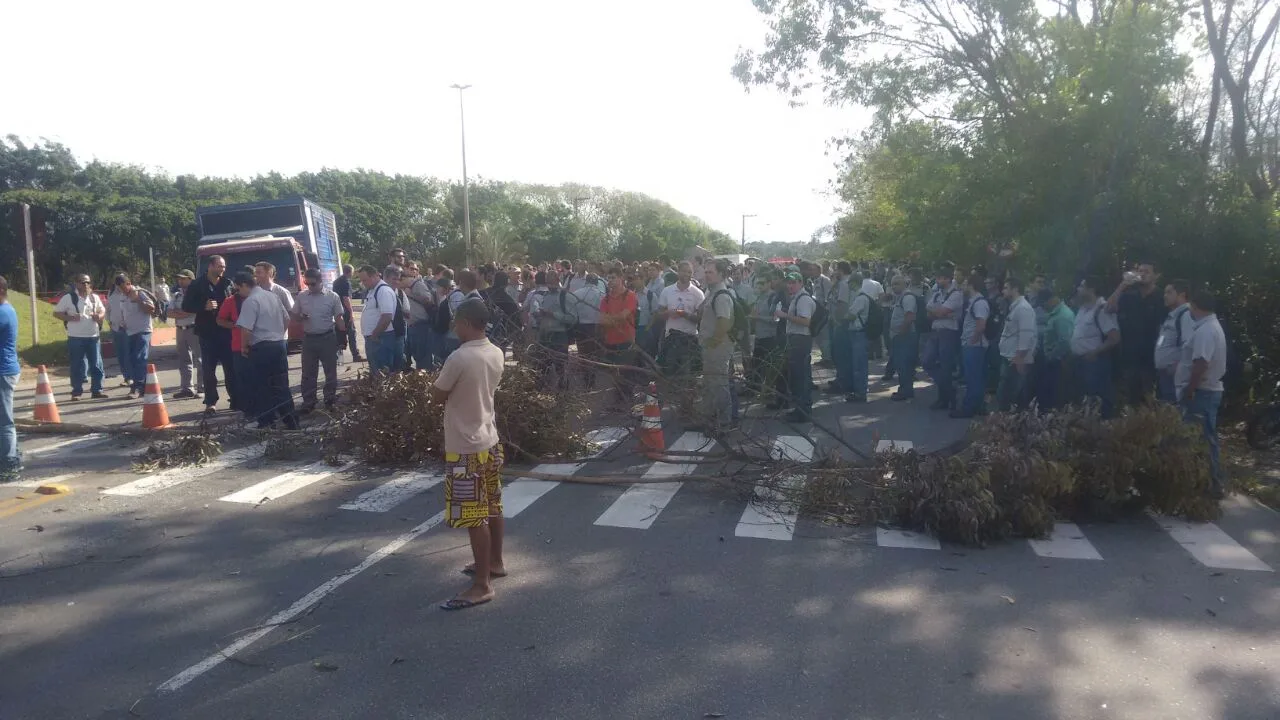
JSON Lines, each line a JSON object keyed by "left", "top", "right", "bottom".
{"left": 361, "top": 282, "right": 397, "bottom": 337}
{"left": 434, "top": 338, "right": 505, "bottom": 454}
{"left": 657, "top": 283, "right": 705, "bottom": 337}
{"left": 236, "top": 286, "right": 291, "bottom": 344}
{"left": 860, "top": 278, "right": 884, "bottom": 300}
{"left": 54, "top": 291, "right": 104, "bottom": 338}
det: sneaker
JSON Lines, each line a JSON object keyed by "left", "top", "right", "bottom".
{"left": 173, "top": 389, "right": 197, "bottom": 400}
{"left": 70, "top": 394, "right": 82, "bottom": 402}
{"left": 203, "top": 406, "right": 218, "bottom": 416}
{"left": 91, "top": 392, "right": 109, "bottom": 399}
{"left": 127, "top": 391, "right": 140, "bottom": 400}
{"left": 890, "top": 393, "right": 913, "bottom": 402}
{"left": 118, "top": 378, "right": 132, "bottom": 388}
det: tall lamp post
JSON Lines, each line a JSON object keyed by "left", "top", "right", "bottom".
{"left": 451, "top": 83, "right": 473, "bottom": 268}
{"left": 741, "top": 213, "right": 757, "bottom": 253}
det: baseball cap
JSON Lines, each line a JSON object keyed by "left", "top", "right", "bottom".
{"left": 176, "top": 269, "right": 195, "bottom": 279}
{"left": 785, "top": 271, "right": 803, "bottom": 283}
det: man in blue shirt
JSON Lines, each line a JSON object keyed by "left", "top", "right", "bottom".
{"left": 0, "top": 276, "right": 22, "bottom": 480}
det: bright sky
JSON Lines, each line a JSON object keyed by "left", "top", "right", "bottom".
{"left": 4, "top": 0, "right": 865, "bottom": 246}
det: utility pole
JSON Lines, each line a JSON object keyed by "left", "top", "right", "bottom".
{"left": 149, "top": 247, "right": 157, "bottom": 297}
{"left": 741, "top": 213, "right": 757, "bottom": 253}
{"left": 451, "top": 83, "right": 473, "bottom": 268}
{"left": 21, "top": 203, "right": 38, "bottom": 343}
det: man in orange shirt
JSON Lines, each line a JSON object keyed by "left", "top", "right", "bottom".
{"left": 599, "top": 268, "right": 638, "bottom": 408}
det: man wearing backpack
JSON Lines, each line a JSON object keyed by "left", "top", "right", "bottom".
{"left": 405, "top": 263, "right": 437, "bottom": 371}
{"left": 954, "top": 273, "right": 989, "bottom": 418}
{"left": 775, "top": 271, "right": 816, "bottom": 423}
{"left": 826, "top": 262, "right": 854, "bottom": 395}
{"left": 923, "top": 263, "right": 964, "bottom": 411}
{"left": 54, "top": 274, "right": 109, "bottom": 401}
{"left": 358, "top": 265, "right": 399, "bottom": 377}
{"left": 846, "top": 270, "right": 874, "bottom": 403}
{"left": 889, "top": 273, "right": 919, "bottom": 401}
{"left": 536, "top": 273, "right": 575, "bottom": 390}
{"left": 1071, "top": 277, "right": 1121, "bottom": 417}
{"left": 114, "top": 275, "right": 157, "bottom": 400}
{"left": 1154, "top": 280, "right": 1194, "bottom": 405}
{"left": 698, "top": 259, "right": 738, "bottom": 431}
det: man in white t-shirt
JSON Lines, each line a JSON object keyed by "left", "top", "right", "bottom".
{"left": 359, "top": 265, "right": 398, "bottom": 376}
{"left": 432, "top": 298, "right": 506, "bottom": 611}
{"left": 53, "top": 274, "right": 108, "bottom": 400}
{"left": 655, "top": 261, "right": 706, "bottom": 404}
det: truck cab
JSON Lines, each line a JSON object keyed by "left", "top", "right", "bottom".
{"left": 195, "top": 235, "right": 312, "bottom": 342}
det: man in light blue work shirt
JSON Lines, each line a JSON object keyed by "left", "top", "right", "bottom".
{"left": 923, "top": 263, "right": 964, "bottom": 411}
{"left": 996, "top": 277, "right": 1037, "bottom": 411}
{"left": 1175, "top": 289, "right": 1228, "bottom": 498}
{"left": 0, "top": 276, "right": 21, "bottom": 481}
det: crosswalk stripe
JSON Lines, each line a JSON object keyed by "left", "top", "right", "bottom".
{"left": 1028, "top": 522, "right": 1103, "bottom": 560}
{"left": 876, "top": 439, "right": 913, "bottom": 453}
{"left": 103, "top": 443, "right": 267, "bottom": 497}
{"left": 504, "top": 427, "right": 629, "bottom": 518}
{"left": 339, "top": 472, "right": 443, "bottom": 513}
{"left": 735, "top": 435, "right": 813, "bottom": 540}
{"left": 876, "top": 527, "right": 941, "bottom": 550}
{"left": 25, "top": 434, "right": 109, "bottom": 457}
{"left": 1149, "top": 513, "right": 1273, "bottom": 572}
{"left": 594, "top": 432, "right": 710, "bottom": 529}
{"left": 219, "top": 461, "right": 356, "bottom": 505}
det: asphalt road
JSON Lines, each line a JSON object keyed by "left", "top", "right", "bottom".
{"left": 1, "top": 354, "right": 1277, "bottom": 720}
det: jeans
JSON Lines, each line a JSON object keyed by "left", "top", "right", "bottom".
{"left": 342, "top": 309, "right": 362, "bottom": 359}
{"left": 250, "top": 340, "right": 297, "bottom": 429}
{"left": 234, "top": 353, "right": 254, "bottom": 419}
{"left": 701, "top": 342, "right": 735, "bottom": 428}
{"left": 830, "top": 324, "right": 852, "bottom": 392}
{"left": 536, "top": 332, "right": 570, "bottom": 390}
{"left": 1036, "top": 359, "right": 1062, "bottom": 410}
{"left": 112, "top": 329, "right": 132, "bottom": 382}
{"left": 441, "top": 335, "right": 461, "bottom": 364}
{"left": 200, "top": 330, "right": 237, "bottom": 410}
{"left": 1182, "top": 389, "right": 1223, "bottom": 491}
{"left": 960, "top": 345, "right": 987, "bottom": 415}
{"left": 1157, "top": 370, "right": 1177, "bottom": 404}
{"left": 367, "top": 333, "right": 402, "bottom": 376}
{"left": 996, "top": 358, "right": 1029, "bottom": 412}
{"left": 67, "top": 336, "right": 104, "bottom": 396}
{"left": 891, "top": 332, "right": 918, "bottom": 397}
{"left": 924, "top": 328, "right": 959, "bottom": 407}
{"left": 407, "top": 322, "right": 435, "bottom": 371}
{"left": 0, "top": 373, "right": 19, "bottom": 475}
{"left": 175, "top": 326, "right": 203, "bottom": 393}
{"left": 301, "top": 331, "right": 339, "bottom": 407}
{"left": 849, "top": 330, "right": 869, "bottom": 398}
{"left": 1077, "top": 353, "right": 1114, "bottom": 418}
{"left": 785, "top": 334, "right": 814, "bottom": 416}
{"left": 128, "top": 332, "right": 151, "bottom": 393}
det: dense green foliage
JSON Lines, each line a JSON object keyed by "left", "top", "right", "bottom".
{"left": 736, "top": 0, "right": 1280, "bottom": 387}
{"left": 0, "top": 136, "right": 734, "bottom": 290}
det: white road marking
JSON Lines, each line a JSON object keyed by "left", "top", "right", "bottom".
{"left": 25, "top": 434, "right": 108, "bottom": 457}
{"left": 876, "top": 527, "right": 941, "bottom": 550}
{"left": 594, "top": 432, "right": 710, "bottom": 529}
{"left": 103, "top": 443, "right": 267, "bottom": 497}
{"left": 339, "top": 472, "right": 443, "bottom": 513}
{"left": 157, "top": 510, "right": 446, "bottom": 694}
{"left": 1149, "top": 513, "right": 1273, "bottom": 572}
{"left": 219, "top": 461, "right": 355, "bottom": 505}
{"left": 735, "top": 435, "right": 813, "bottom": 541}
{"left": 504, "top": 427, "right": 629, "bottom": 518}
{"left": 1028, "top": 522, "right": 1103, "bottom": 560}
{"left": 876, "top": 439, "right": 914, "bottom": 453}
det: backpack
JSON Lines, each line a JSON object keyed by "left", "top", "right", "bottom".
{"left": 559, "top": 290, "right": 579, "bottom": 328}
{"left": 1172, "top": 306, "right": 1189, "bottom": 347}
{"left": 391, "top": 290, "right": 407, "bottom": 336}
{"left": 1090, "top": 304, "right": 1115, "bottom": 353}
{"left": 433, "top": 288, "right": 460, "bottom": 334}
{"left": 712, "top": 289, "right": 749, "bottom": 343}
{"left": 858, "top": 293, "right": 884, "bottom": 339}
{"left": 795, "top": 292, "right": 828, "bottom": 337}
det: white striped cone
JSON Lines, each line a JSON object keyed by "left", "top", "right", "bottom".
{"left": 33, "top": 365, "right": 60, "bottom": 423}
{"left": 141, "top": 363, "right": 171, "bottom": 429}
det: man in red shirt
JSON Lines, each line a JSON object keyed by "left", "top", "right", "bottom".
{"left": 599, "top": 268, "right": 638, "bottom": 409}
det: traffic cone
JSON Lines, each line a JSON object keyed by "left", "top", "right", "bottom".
{"left": 638, "top": 382, "right": 664, "bottom": 452}
{"left": 141, "top": 364, "right": 172, "bottom": 429}
{"left": 32, "top": 365, "right": 60, "bottom": 423}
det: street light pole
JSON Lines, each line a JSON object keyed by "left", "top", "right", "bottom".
{"left": 451, "top": 83, "right": 473, "bottom": 268}
{"left": 741, "top": 213, "right": 757, "bottom": 253}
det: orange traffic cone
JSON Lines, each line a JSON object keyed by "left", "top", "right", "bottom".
{"left": 141, "top": 364, "right": 172, "bottom": 429}
{"left": 33, "top": 365, "right": 60, "bottom": 423}
{"left": 638, "top": 382, "right": 664, "bottom": 452}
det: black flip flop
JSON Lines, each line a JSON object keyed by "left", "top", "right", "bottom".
{"left": 461, "top": 566, "right": 508, "bottom": 578}
{"left": 440, "top": 596, "right": 493, "bottom": 611}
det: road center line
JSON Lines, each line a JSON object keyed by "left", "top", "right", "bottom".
{"left": 156, "top": 510, "right": 446, "bottom": 694}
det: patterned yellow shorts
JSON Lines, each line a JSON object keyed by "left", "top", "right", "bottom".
{"left": 444, "top": 445, "right": 505, "bottom": 528}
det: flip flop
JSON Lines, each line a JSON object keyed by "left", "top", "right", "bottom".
{"left": 440, "top": 595, "right": 494, "bottom": 611}
{"left": 461, "top": 566, "right": 507, "bottom": 578}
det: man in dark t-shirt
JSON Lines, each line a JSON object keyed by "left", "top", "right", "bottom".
{"left": 331, "top": 264, "right": 362, "bottom": 362}
{"left": 181, "top": 255, "right": 237, "bottom": 414}
{"left": 1106, "top": 262, "right": 1166, "bottom": 406}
